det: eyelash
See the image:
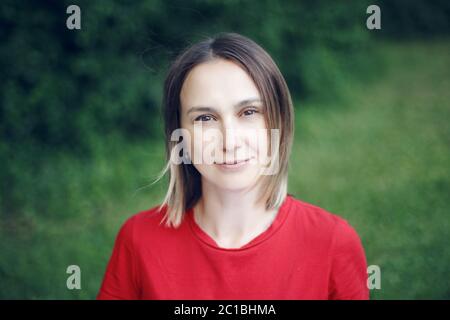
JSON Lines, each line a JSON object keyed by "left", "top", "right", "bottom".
{"left": 194, "top": 108, "right": 260, "bottom": 122}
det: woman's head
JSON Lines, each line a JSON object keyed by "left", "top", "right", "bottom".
{"left": 158, "top": 32, "right": 294, "bottom": 228}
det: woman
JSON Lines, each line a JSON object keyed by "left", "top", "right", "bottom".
{"left": 97, "top": 33, "right": 369, "bottom": 300}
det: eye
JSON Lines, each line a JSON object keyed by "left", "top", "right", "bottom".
{"left": 242, "top": 108, "right": 259, "bottom": 116}
{"left": 194, "top": 114, "right": 215, "bottom": 122}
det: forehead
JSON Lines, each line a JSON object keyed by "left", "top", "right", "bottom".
{"left": 180, "top": 59, "right": 261, "bottom": 110}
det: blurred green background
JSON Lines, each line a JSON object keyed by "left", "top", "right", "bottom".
{"left": 0, "top": 0, "right": 449, "bottom": 299}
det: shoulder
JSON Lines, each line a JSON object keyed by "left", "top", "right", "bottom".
{"left": 126, "top": 204, "right": 168, "bottom": 229}
{"left": 287, "top": 195, "right": 351, "bottom": 231}
{"left": 287, "top": 194, "right": 364, "bottom": 250}
{"left": 113, "top": 203, "right": 178, "bottom": 248}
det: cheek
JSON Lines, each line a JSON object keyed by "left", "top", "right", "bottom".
{"left": 189, "top": 128, "right": 222, "bottom": 164}
{"left": 251, "top": 118, "right": 270, "bottom": 152}
{"left": 244, "top": 128, "right": 269, "bottom": 159}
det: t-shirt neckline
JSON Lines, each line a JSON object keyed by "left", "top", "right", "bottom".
{"left": 186, "top": 194, "right": 293, "bottom": 252}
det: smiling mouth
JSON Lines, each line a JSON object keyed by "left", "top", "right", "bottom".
{"left": 213, "top": 158, "right": 254, "bottom": 171}
{"left": 214, "top": 158, "right": 251, "bottom": 165}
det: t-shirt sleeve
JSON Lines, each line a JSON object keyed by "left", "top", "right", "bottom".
{"left": 328, "top": 219, "right": 369, "bottom": 300}
{"left": 97, "top": 216, "right": 140, "bottom": 300}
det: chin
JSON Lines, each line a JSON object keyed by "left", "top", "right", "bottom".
{"left": 212, "top": 181, "right": 254, "bottom": 192}
{"left": 208, "top": 170, "right": 261, "bottom": 191}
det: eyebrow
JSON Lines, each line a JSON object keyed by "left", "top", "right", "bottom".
{"left": 186, "top": 98, "right": 263, "bottom": 115}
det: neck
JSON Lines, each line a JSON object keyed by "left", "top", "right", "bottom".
{"left": 193, "top": 178, "right": 279, "bottom": 248}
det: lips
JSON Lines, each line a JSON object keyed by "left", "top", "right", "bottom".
{"left": 214, "top": 158, "right": 253, "bottom": 171}
{"left": 215, "top": 159, "right": 249, "bottom": 165}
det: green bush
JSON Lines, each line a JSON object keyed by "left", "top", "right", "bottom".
{"left": 0, "top": 0, "right": 376, "bottom": 154}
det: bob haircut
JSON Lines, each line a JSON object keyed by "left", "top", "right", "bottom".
{"left": 155, "top": 32, "right": 294, "bottom": 228}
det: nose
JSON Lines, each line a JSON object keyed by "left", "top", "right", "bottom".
{"left": 220, "top": 116, "right": 243, "bottom": 154}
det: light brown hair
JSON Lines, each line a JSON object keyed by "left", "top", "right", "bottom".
{"left": 156, "top": 32, "right": 294, "bottom": 228}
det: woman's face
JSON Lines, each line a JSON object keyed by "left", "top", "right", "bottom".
{"left": 179, "top": 58, "right": 270, "bottom": 191}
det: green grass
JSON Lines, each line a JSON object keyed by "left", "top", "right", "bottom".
{"left": 0, "top": 135, "right": 168, "bottom": 299}
{"left": 289, "top": 40, "right": 450, "bottom": 299}
{"left": 1, "top": 40, "right": 449, "bottom": 299}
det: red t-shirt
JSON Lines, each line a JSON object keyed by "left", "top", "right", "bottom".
{"left": 97, "top": 194, "right": 369, "bottom": 300}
